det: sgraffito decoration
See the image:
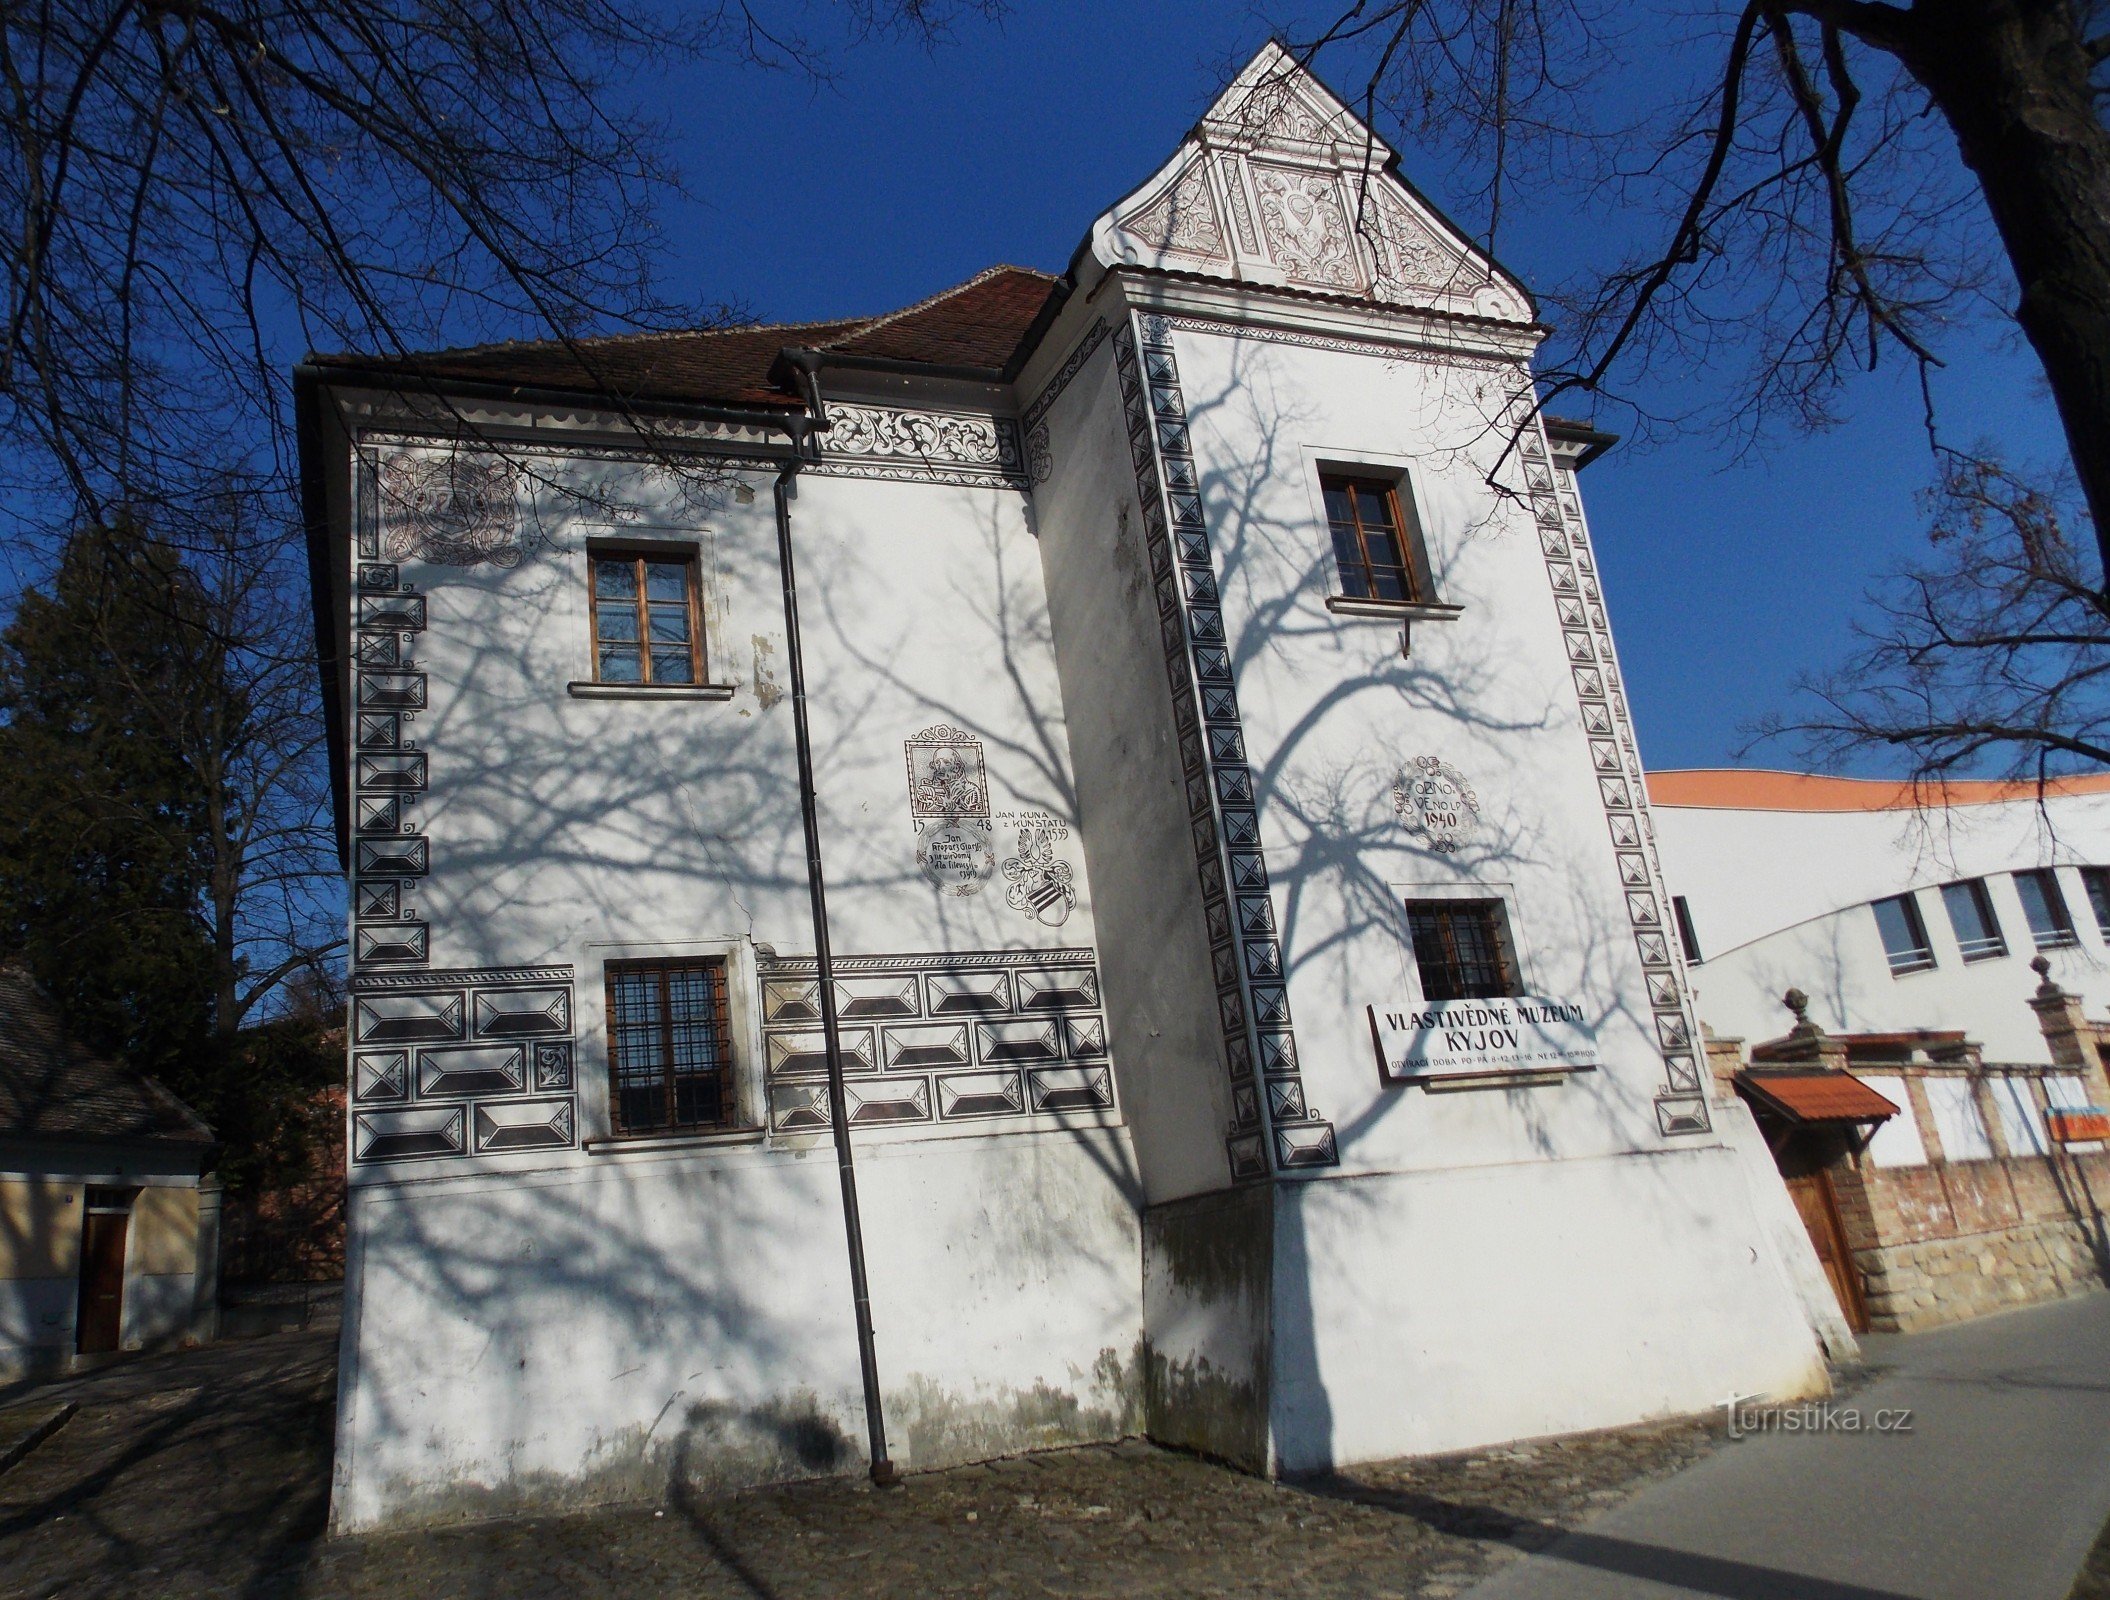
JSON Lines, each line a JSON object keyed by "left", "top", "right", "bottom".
{"left": 1000, "top": 815, "right": 1077, "bottom": 928}
{"left": 378, "top": 452, "right": 525, "bottom": 568}
{"left": 1251, "top": 166, "right": 1359, "bottom": 290}
{"left": 906, "top": 724, "right": 994, "bottom": 897}
{"left": 1393, "top": 757, "right": 1481, "bottom": 854}
{"left": 758, "top": 948, "right": 1115, "bottom": 1133}
{"left": 817, "top": 405, "right": 1027, "bottom": 489}
{"left": 1113, "top": 313, "right": 1337, "bottom": 1178}
{"left": 1521, "top": 424, "right": 1711, "bottom": 1137}
{"left": 1120, "top": 160, "right": 1227, "bottom": 261}
{"left": 347, "top": 965, "right": 579, "bottom": 1166}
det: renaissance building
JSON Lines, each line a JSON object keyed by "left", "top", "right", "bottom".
{"left": 300, "top": 45, "right": 1835, "bottom": 1530}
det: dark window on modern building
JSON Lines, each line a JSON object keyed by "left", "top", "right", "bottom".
{"left": 2082, "top": 867, "right": 2110, "bottom": 940}
{"left": 2013, "top": 869, "right": 2080, "bottom": 950}
{"left": 1672, "top": 895, "right": 1703, "bottom": 965}
{"left": 605, "top": 959, "right": 736, "bottom": 1135}
{"left": 1321, "top": 474, "right": 1422, "bottom": 603}
{"left": 590, "top": 548, "right": 703, "bottom": 685}
{"left": 1405, "top": 899, "right": 1516, "bottom": 1002}
{"left": 1872, "top": 893, "right": 1936, "bottom": 975}
{"left": 1940, "top": 878, "right": 2007, "bottom": 962}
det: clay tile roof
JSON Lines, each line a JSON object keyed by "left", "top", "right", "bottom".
{"left": 824, "top": 266, "right": 1061, "bottom": 369}
{"left": 1737, "top": 1070, "right": 1900, "bottom": 1125}
{"left": 309, "top": 265, "right": 1061, "bottom": 409}
{"left": 0, "top": 965, "right": 214, "bottom": 1147}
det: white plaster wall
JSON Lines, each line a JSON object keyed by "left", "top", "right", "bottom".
{"left": 337, "top": 437, "right": 1145, "bottom": 1527}
{"left": 1170, "top": 322, "right": 1681, "bottom": 1172}
{"left": 336, "top": 1127, "right": 1140, "bottom": 1531}
{"left": 1029, "top": 319, "right": 1239, "bottom": 1205}
{"left": 1656, "top": 795, "right": 2110, "bottom": 1058}
{"left": 1268, "top": 1143, "right": 1830, "bottom": 1471}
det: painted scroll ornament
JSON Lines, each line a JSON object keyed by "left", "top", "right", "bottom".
{"left": 1002, "top": 820, "right": 1076, "bottom": 927}
{"left": 1393, "top": 756, "right": 1481, "bottom": 854}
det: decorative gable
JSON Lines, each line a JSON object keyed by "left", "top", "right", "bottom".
{"left": 1089, "top": 42, "right": 1533, "bottom": 325}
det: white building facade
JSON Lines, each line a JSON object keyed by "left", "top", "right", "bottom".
{"left": 1652, "top": 769, "right": 2110, "bottom": 1061}
{"left": 302, "top": 47, "right": 1833, "bottom": 1532}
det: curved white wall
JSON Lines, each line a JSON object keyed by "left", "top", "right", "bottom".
{"left": 1653, "top": 784, "right": 2110, "bottom": 1060}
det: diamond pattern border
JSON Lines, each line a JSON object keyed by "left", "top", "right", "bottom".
{"left": 1523, "top": 426, "right": 1709, "bottom": 1136}
{"left": 1114, "top": 313, "right": 1337, "bottom": 1178}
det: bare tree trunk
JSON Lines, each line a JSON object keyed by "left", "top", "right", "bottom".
{"left": 1859, "top": 0, "right": 2110, "bottom": 585}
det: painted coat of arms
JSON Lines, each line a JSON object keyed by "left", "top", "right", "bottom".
{"left": 906, "top": 724, "right": 993, "bottom": 896}
{"left": 1393, "top": 756, "right": 1481, "bottom": 853}
{"left": 1003, "top": 820, "right": 1077, "bottom": 927}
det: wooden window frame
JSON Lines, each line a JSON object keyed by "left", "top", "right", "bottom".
{"left": 587, "top": 543, "right": 706, "bottom": 687}
{"left": 1403, "top": 897, "right": 1518, "bottom": 1003}
{"left": 603, "top": 956, "right": 738, "bottom": 1138}
{"left": 1320, "top": 471, "right": 1425, "bottom": 605}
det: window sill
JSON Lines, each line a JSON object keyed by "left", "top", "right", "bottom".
{"left": 1324, "top": 597, "right": 1464, "bottom": 622}
{"left": 583, "top": 1125, "right": 767, "bottom": 1154}
{"left": 568, "top": 681, "right": 737, "bottom": 702}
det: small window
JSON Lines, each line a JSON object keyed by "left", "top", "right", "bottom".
{"left": 1405, "top": 899, "right": 1517, "bottom": 1002}
{"left": 1672, "top": 895, "right": 1703, "bottom": 965}
{"left": 605, "top": 959, "right": 737, "bottom": 1136}
{"left": 1321, "top": 473, "right": 1422, "bottom": 603}
{"left": 590, "top": 548, "right": 704, "bottom": 685}
{"left": 1872, "top": 893, "right": 1936, "bottom": 975}
{"left": 2081, "top": 867, "right": 2110, "bottom": 939}
{"left": 2013, "top": 869, "right": 2079, "bottom": 950}
{"left": 1940, "top": 879, "right": 2007, "bottom": 962}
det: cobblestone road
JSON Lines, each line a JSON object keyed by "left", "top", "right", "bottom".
{"left": 0, "top": 1328, "right": 1731, "bottom": 1599}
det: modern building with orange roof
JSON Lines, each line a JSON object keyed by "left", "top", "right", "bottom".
{"left": 1650, "top": 766, "right": 2110, "bottom": 1060}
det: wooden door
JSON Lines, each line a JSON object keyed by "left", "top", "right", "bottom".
{"left": 1784, "top": 1168, "right": 1868, "bottom": 1333}
{"left": 76, "top": 1208, "right": 128, "bottom": 1354}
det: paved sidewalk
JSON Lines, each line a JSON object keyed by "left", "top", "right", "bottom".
{"left": 1465, "top": 1290, "right": 2110, "bottom": 1600}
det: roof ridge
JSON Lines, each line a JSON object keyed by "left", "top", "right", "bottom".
{"left": 815, "top": 264, "right": 1055, "bottom": 350}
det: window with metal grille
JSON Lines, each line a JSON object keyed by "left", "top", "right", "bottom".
{"left": 1321, "top": 474, "right": 1421, "bottom": 603}
{"left": 2081, "top": 867, "right": 2110, "bottom": 939}
{"left": 2013, "top": 869, "right": 2079, "bottom": 950}
{"left": 1404, "top": 899, "right": 1516, "bottom": 1002}
{"left": 605, "top": 959, "right": 735, "bottom": 1135}
{"left": 1940, "top": 878, "right": 2007, "bottom": 962}
{"left": 590, "top": 548, "right": 703, "bottom": 685}
{"left": 1872, "top": 893, "right": 1936, "bottom": 974}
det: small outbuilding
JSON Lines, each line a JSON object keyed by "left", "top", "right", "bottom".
{"left": 0, "top": 964, "right": 220, "bottom": 1380}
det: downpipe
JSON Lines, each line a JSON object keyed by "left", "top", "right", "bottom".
{"left": 771, "top": 409, "right": 896, "bottom": 1488}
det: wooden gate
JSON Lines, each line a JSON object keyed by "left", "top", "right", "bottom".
{"left": 1782, "top": 1164, "right": 1868, "bottom": 1333}
{"left": 75, "top": 1190, "right": 132, "bottom": 1354}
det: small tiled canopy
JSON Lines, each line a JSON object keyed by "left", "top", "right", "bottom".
{"left": 1736, "top": 1070, "right": 1900, "bottom": 1125}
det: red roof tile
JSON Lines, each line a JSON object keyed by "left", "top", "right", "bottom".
{"left": 1737, "top": 1070, "right": 1900, "bottom": 1125}
{"left": 310, "top": 266, "right": 1060, "bottom": 409}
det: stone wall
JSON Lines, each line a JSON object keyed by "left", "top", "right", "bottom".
{"left": 1843, "top": 1152, "right": 2110, "bottom": 1333}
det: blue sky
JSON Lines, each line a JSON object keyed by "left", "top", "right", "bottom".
{"left": 639, "top": 3, "right": 2065, "bottom": 774}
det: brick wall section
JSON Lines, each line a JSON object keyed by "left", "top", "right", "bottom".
{"left": 1837, "top": 1150, "right": 2110, "bottom": 1333}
